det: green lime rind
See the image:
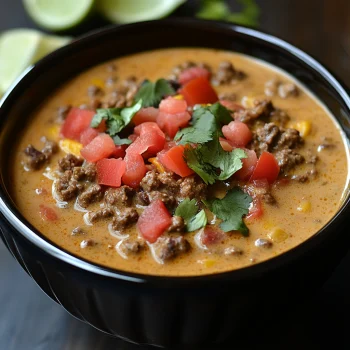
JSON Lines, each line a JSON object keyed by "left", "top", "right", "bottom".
{"left": 0, "top": 29, "right": 70, "bottom": 95}
{"left": 23, "top": 0, "right": 95, "bottom": 31}
{"left": 97, "top": 0, "right": 186, "bottom": 24}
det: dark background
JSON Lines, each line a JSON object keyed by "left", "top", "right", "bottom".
{"left": 0, "top": 1, "right": 350, "bottom": 349}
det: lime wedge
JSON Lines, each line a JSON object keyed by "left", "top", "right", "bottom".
{"left": 98, "top": 0, "right": 186, "bottom": 24}
{"left": 23, "top": 0, "right": 95, "bottom": 31}
{"left": 0, "top": 29, "right": 70, "bottom": 95}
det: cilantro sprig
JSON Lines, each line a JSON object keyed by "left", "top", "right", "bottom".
{"left": 90, "top": 99, "right": 142, "bottom": 144}
{"left": 175, "top": 198, "right": 207, "bottom": 232}
{"left": 204, "top": 187, "right": 252, "bottom": 236}
{"left": 134, "top": 79, "right": 175, "bottom": 107}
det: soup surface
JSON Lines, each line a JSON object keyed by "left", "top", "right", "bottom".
{"left": 11, "top": 48, "right": 349, "bottom": 276}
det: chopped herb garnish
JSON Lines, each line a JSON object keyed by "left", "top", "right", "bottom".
{"left": 203, "top": 187, "right": 252, "bottom": 236}
{"left": 196, "top": 0, "right": 260, "bottom": 28}
{"left": 134, "top": 79, "right": 175, "bottom": 107}
{"left": 91, "top": 99, "right": 142, "bottom": 143}
{"left": 112, "top": 135, "right": 132, "bottom": 145}
{"left": 175, "top": 198, "right": 207, "bottom": 232}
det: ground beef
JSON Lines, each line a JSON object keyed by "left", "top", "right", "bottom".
{"left": 55, "top": 171, "right": 84, "bottom": 201}
{"left": 148, "top": 191, "right": 177, "bottom": 209}
{"left": 155, "top": 236, "right": 191, "bottom": 261}
{"left": 140, "top": 170, "right": 161, "bottom": 192}
{"left": 117, "top": 238, "right": 145, "bottom": 256}
{"left": 77, "top": 184, "right": 103, "bottom": 208}
{"left": 41, "top": 137, "right": 58, "bottom": 157}
{"left": 218, "top": 92, "right": 237, "bottom": 101}
{"left": 275, "top": 149, "right": 305, "bottom": 173}
{"left": 72, "top": 163, "right": 97, "bottom": 181}
{"left": 264, "top": 80, "right": 299, "bottom": 99}
{"left": 167, "top": 216, "right": 185, "bottom": 232}
{"left": 178, "top": 176, "right": 207, "bottom": 200}
{"left": 80, "top": 239, "right": 95, "bottom": 248}
{"left": 71, "top": 227, "right": 85, "bottom": 236}
{"left": 135, "top": 191, "right": 151, "bottom": 206}
{"left": 87, "top": 85, "right": 103, "bottom": 97}
{"left": 103, "top": 89, "right": 127, "bottom": 108}
{"left": 277, "top": 128, "right": 303, "bottom": 149}
{"left": 24, "top": 145, "right": 47, "bottom": 170}
{"left": 169, "top": 61, "right": 211, "bottom": 80}
{"left": 104, "top": 186, "right": 135, "bottom": 207}
{"left": 111, "top": 208, "right": 139, "bottom": 231}
{"left": 255, "top": 238, "right": 273, "bottom": 248}
{"left": 224, "top": 246, "right": 243, "bottom": 256}
{"left": 158, "top": 171, "right": 180, "bottom": 190}
{"left": 269, "top": 109, "right": 290, "bottom": 127}
{"left": 290, "top": 168, "right": 317, "bottom": 183}
{"left": 58, "top": 154, "right": 84, "bottom": 172}
{"left": 89, "top": 207, "right": 115, "bottom": 223}
{"left": 234, "top": 100, "right": 274, "bottom": 124}
{"left": 56, "top": 105, "right": 71, "bottom": 123}
{"left": 212, "top": 61, "right": 246, "bottom": 85}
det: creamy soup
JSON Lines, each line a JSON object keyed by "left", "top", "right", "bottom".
{"left": 11, "top": 48, "right": 349, "bottom": 276}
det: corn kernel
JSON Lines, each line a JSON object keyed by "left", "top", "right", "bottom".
{"left": 241, "top": 96, "right": 255, "bottom": 108}
{"left": 47, "top": 125, "right": 60, "bottom": 139}
{"left": 59, "top": 139, "right": 83, "bottom": 157}
{"left": 199, "top": 259, "right": 216, "bottom": 268}
{"left": 297, "top": 200, "right": 311, "bottom": 213}
{"left": 267, "top": 228, "right": 288, "bottom": 243}
{"left": 148, "top": 157, "right": 165, "bottom": 173}
{"left": 91, "top": 79, "right": 104, "bottom": 89}
{"left": 173, "top": 94, "right": 184, "bottom": 100}
{"left": 289, "top": 121, "right": 312, "bottom": 137}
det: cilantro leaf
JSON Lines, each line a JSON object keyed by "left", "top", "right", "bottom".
{"left": 196, "top": 0, "right": 260, "bottom": 28}
{"left": 204, "top": 187, "right": 252, "bottom": 236}
{"left": 175, "top": 103, "right": 231, "bottom": 145}
{"left": 175, "top": 198, "right": 207, "bottom": 232}
{"left": 112, "top": 135, "right": 132, "bottom": 145}
{"left": 134, "top": 79, "right": 175, "bottom": 107}
{"left": 90, "top": 100, "right": 142, "bottom": 142}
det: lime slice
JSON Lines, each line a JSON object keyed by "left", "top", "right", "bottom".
{"left": 0, "top": 29, "right": 70, "bottom": 95}
{"left": 98, "top": 0, "right": 186, "bottom": 24}
{"left": 23, "top": 0, "right": 95, "bottom": 31}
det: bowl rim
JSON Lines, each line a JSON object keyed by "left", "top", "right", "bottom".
{"left": 1, "top": 18, "right": 350, "bottom": 285}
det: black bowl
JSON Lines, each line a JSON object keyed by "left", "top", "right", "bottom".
{"left": 0, "top": 19, "right": 350, "bottom": 348}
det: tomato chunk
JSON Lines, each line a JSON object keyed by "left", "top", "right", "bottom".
{"left": 128, "top": 122, "right": 166, "bottom": 158}
{"left": 110, "top": 145, "right": 126, "bottom": 159}
{"left": 201, "top": 227, "right": 224, "bottom": 246}
{"left": 60, "top": 108, "right": 95, "bottom": 141}
{"left": 159, "top": 97, "right": 187, "bottom": 114}
{"left": 180, "top": 77, "right": 218, "bottom": 106}
{"left": 249, "top": 151, "right": 280, "bottom": 184}
{"left": 133, "top": 107, "right": 159, "bottom": 125}
{"left": 39, "top": 204, "right": 58, "bottom": 221}
{"left": 137, "top": 200, "right": 172, "bottom": 243}
{"left": 122, "top": 152, "right": 147, "bottom": 188}
{"left": 235, "top": 149, "right": 258, "bottom": 181}
{"left": 246, "top": 197, "right": 263, "bottom": 220}
{"left": 178, "top": 67, "right": 211, "bottom": 85}
{"left": 158, "top": 145, "right": 194, "bottom": 177}
{"left": 157, "top": 111, "right": 191, "bottom": 138}
{"left": 220, "top": 100, "right": 244, "bottom": 112}
{"left": 80, "top": 128, "right": 99, "bottom": 146}
{"left": 219, "top": 137, "right": 234, "bottom": 152}
{"left": 80, "top": 134, "right": 116, "bottom": 163}
{"left": 96, "top": 158, "right": 126, "bottom": 187}
{"left": 222, "top": 121, "right": 252, "bottom": 147}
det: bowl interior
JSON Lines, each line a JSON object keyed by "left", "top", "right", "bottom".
{"left": 0, "top": 19, "right": 350, "bottom": 281}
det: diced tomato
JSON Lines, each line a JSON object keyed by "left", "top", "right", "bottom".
{"left": 235, "top": 149, "right": 258, "bottom": 181}
{"left": 201, "top": 227, "right": 224, "bottom": 246}
{"left": 128, "top": 134, "right": 138, "bottom": 142}
{"left": 80, "top": 133, "right": 116, "bottom": 163}
{"left": 158, "top": 145, "right": 194, "bottom": 177}
{"left": 133, "top": 107, "right": 159, "bottom": 125}
{"left": 96, "top": 158, "right": 126, "bottom": 187}
{"left": 122, "top": 152, "right": 147, "bottom": 188}
{"left": 219, "top": 137, "right": 234, "bottom": 152}
{"left": 159, "top": 97, "right": 187, "bottom": 114}
{"left": 80, "top": 128, "right": 99, "bottom": 146}
{"left": 110, "top": 145, "right": 126, "bottom": 159}
{"left": 246, "top": 197, "right": 263, "bottom": 220}
{"left": 96, "top": 119, "right": 107, "bottom": 133}
{"left": 39, "top": 204, "right": 58, "bottom": 221}
{"left": 137, "top": 200, "right": 172, "bottom": 243}
{"left": 178, "top": 67, "right": 211, "bottom": 85}
{"left": 249, "top": 151, "right": 280, "bottom": 184}
{"left": 128, "top": 122, "right": 166, "bottom": 158}
{"left": 180, "top": 77, "right": 218, "bottom": 106}
{"left": 220, "top": 100, "right": 244, "bottom": 112}
{"left": 157, "top": 111, "right": 191, "bottom": 138}
{"left": 222, "top": 121, "right": 252, "bottom": 147}
{"left": 60, "top": 108, "right": 95, "bottom": 141}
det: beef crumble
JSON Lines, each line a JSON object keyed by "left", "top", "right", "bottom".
{"left": 24, "top": 138, "right": 58, "bottom": 170}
